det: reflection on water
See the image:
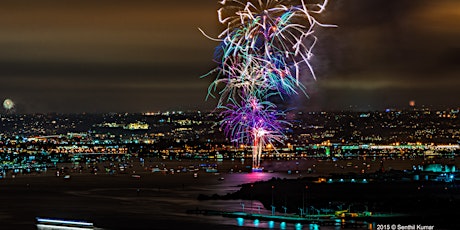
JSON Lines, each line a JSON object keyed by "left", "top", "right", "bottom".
{"left": 235, "top": 218, "right": 312, "bottom": 229}
{"left": 181, "top": 172, "right": 297, "bottom": 228}
{"left": 181, "top": 172, "right": 368, "bottom": 229}
{"left": 214, "top": 171, "right": 299, "bottom": 192}
{"left": 66, "top": 171, "right": 372, "bottom": 229}
{"left": 229, "top": 217, "right": 374, "bottom": 230}
{"left": 233, "top": 218, "right": 325, "bottom": 230}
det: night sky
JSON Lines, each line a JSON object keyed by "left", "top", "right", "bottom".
{"left": 0, "top": 0, "right": 459, "bottom": 113}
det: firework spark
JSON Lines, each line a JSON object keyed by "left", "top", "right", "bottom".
{"left": 215, "top": 0, "right": 336, "bottom": 82}
{"left": 202, "top": 0, "right": 333, "bottom": 169}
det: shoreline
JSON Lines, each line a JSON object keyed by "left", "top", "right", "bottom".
{"left": 4, "top": 156, "right": 459, "bottom": 178}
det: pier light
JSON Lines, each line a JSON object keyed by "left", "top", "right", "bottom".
{"left": 236, "top": 217, "right": 244, "bottom": 226}
{"left": 309, "top": 224, "right": 320, "bottom": 230}
{"left": 295, "top": 223, "right": 302, "bottom": 230}
{"left": 280, "top": 222, "right": 286, "bottom": 230}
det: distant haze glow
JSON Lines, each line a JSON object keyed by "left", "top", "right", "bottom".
{"left": 0, "top": 0, "right": 458, "bottom": 113}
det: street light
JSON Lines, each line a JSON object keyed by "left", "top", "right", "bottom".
{"left": 271, "top": 185, "right": 275, "bottom": 215}
{"left": 304, "top": 185, "right": 308, "bottom": 217}
{"left": 271, "top": 185, "right": 274, "bottom": 206}
{"left": 250, "top": 184, "right": 253, "bottom": 213}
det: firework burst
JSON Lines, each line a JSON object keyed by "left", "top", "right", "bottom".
{"left": 202, "top": 0, "right": 334, "bottom": 170}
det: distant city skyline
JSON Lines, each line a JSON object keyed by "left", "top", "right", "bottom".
{"left": 0, "top": 0, "right": 459, "bottom": 113}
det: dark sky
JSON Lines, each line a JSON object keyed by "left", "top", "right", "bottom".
{"left": 0, "top": 0, "right": 459, "bottom": 113}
